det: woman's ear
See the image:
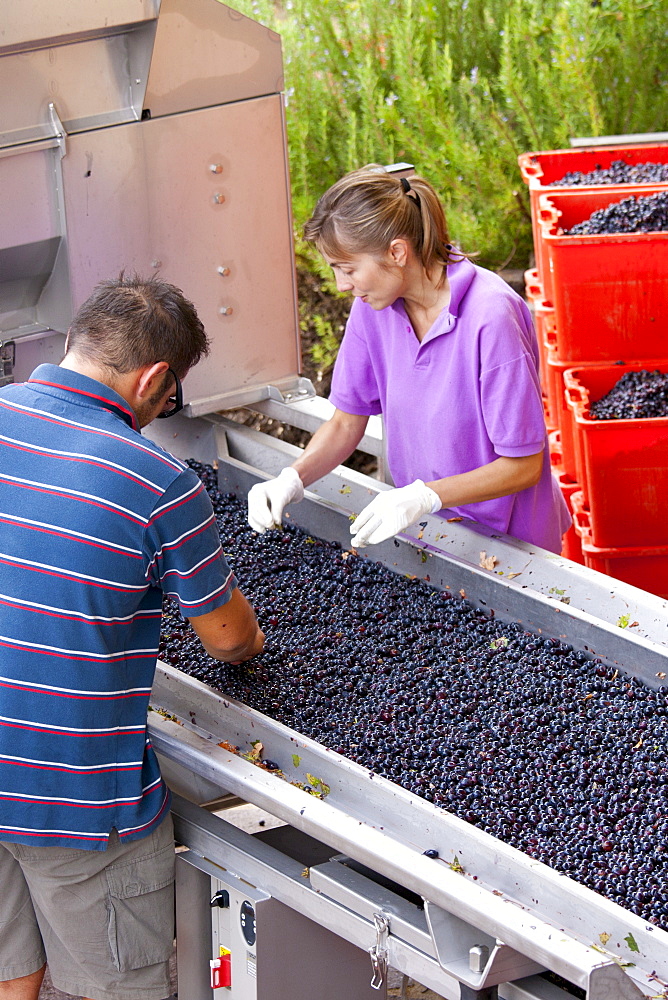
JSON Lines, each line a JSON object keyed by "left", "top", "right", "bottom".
{"left": 388, "top": 238, "right": 409, "bottom": 267}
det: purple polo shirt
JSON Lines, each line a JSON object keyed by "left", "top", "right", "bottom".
{"left": 329, "top": 256, "right": 571, "bottom": 552}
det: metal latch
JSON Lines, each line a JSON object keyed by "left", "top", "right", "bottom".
{"left": 0, "top": 341, "right": 15, "bottom": 387}
{"left": 368, "top": 911, "right": 390, "bottom": 990}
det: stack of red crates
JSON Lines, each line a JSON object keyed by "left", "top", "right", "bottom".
{"left": 518, "top": 142, "right": 668, "bottom": 596}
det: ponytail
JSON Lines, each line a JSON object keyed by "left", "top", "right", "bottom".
{"left": 303, "top": 164, "right": 468, "bottom": 274}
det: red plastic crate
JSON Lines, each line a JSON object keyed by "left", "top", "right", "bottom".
{"left": 544, "top": 343, "right": 604, "bottom": 480}
{"left": 564, "top": 361, "right": 668, "bottom": 547}
{"left": 545, "top": 346, "right": 576, "bottom": 476}
{"left": 537, "top": 186, "right": 668, "bottom": 360}
{"left": 524, "top": 268, "right": 542, "bottom": 303}
{"left": 548, "top": 437, "right": 583, "bottom": 564}
{"left": 519, "top": 143, "right": 668, "bottom": 188}
{"left": 542, "top": 395, "right": 556, "bottom": 435}
{"left": 532, "top": 298, "right": 554, "bottom": 397}
{"left": 518, "top": 142, "right": 668, "bottom": 287}
{"left": 572, "top": 491, "right": 668, "bottom": 598}
{"left": 535, "top": 184, "right": 668, "bottom": 301}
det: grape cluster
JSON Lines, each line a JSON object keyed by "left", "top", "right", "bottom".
{"left": 553, "top": 159, "right": 668, "bottom": 187}
{"left": 590, "top": 369, "right": 668, "bottom": 420}
{"left": 563, "top": 191, "right": 668, "bottom": 235}
{"left": 160, "top": 462, "right": 668, "bottom": 930}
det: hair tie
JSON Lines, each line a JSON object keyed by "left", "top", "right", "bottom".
{"left": 400, "top": 176, "right": 422, "bottom": 211}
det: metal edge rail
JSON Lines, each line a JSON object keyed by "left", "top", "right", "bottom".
{"left": 149, "top": 665, "right": 667, "bottom": 996}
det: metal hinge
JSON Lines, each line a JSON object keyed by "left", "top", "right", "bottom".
{"left": 0, "top": 341, "right": 15, "bottom": 387}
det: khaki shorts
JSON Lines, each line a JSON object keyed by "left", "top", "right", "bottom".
{"left": 0, "top": 814, "right": 175, "bottom": 1000}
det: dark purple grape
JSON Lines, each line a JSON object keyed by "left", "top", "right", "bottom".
{"left": 552, "top": 159, "right": 668, "bottom": 187}
{"left": 161, "top": 461, "right": 668, "bottom": 931}
{"left": 589, "top": 369, "right": 668, "bottom": 420}
{"left": 563, "top": 191, "right": 668, "bottom": 236}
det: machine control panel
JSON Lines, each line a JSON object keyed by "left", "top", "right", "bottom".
{"left": 176, "top": 848, "right": 385, "bottom": 1000}
{"left": 209, "top": 873, "right": 269, "bottom": 999}
{"left": 239, "top": 901, "right": 256, "bottom": 946}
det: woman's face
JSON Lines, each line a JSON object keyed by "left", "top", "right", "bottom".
{"left": 323, "top": 248, "right": 406, "bottom": 310}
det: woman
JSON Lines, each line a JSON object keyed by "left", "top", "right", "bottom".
{"left": 248, "top": 165, "right": 571, "bottom": 553}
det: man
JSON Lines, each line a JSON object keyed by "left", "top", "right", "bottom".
{"left": 0, "top": 275, "right": 264, "bottom": 1000}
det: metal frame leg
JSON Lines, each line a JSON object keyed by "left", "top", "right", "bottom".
{"left": 460, "top": 986, "right": 498, "bottom": 1000}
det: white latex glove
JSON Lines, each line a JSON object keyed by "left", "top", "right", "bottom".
{"left": 247, "top": 467, "right": 304, "bottom": 533}
{"left": 350, "top": 480, "right": 442, "bottom": 548}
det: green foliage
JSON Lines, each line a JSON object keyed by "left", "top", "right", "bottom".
{"left": 235, "top": 0, "right": 668, "bottom": 269}
{"left": 295, "top": 238, "right": 348, "bottom": 382}
{"left": 305, "top": 313, "right": 343, "bottom": 374}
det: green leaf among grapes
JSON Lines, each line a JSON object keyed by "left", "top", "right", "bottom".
{"left": 624, "top": 932, "right": 639, "bottom": 953}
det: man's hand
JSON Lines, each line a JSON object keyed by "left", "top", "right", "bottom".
{"left": 350, "top": 480, "right": 441, "bottom": 548}
{"left": 247, "top": 467, "right": 304, "bottom": 533}
{"left": 188, "top": 588, "right": 265, "bottom": 663}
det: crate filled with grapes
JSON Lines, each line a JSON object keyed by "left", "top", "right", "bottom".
{"left": 536, "top": 188, "right": 668, "bottom": 359}
{"left": 565, "top": 361, "right": 668, "bottom": 549}
{"left": 518, "top": 142, "right": 668, "bottom": 287}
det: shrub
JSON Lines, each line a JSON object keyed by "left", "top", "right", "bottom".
{"left": 233, "top": 0, "right": 668, "bottom": 271}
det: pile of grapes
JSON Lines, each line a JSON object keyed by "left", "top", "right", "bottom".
{"left": 553, "top": 159, "right": 668, "bottom": 187}
{"left": 563, "top": 191, "right": 668, "bottom": 236}
{"left": 590, "top": 369, "right": 668, "bottom": 420}
{"left": 160, "top": 462, "right": 668, "bottom": 930}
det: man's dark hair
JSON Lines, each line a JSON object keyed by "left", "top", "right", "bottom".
{"left": 66, "top": 274, "right": 210, "bottom": 376}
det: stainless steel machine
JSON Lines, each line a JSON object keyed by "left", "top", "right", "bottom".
{"left": 0, "top": 0, "right": 307, "bottom": 411}
{"left": 2, "top": 4, "right": 668, "bottom": 999}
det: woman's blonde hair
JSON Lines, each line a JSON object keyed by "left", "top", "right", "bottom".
{"left": 303, "top": 164, "right": 465, "bottom": 273}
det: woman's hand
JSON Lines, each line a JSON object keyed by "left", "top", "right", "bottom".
{"left": 349, "top": 452, "right": 544, "bottom": 547}
{"left": 247, "top": 467, "right": 304, "bottom": 533}
{"left": 247, "top": 409, "right": 369, "bottom": 532}
{"left": 350, "top": 480, "right": 441, "bottom": 547}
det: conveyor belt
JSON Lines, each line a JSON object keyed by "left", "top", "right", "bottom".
{"left": 149, "top": 425, "right": 668, "bottom": 999}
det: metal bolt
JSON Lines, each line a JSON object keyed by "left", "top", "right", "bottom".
{"left": 217, "top": 266, "right": 231, "bottom": 277}
{"left": 468, "top": 944, "right": 489, "bottom": 975}
{"left": 219, "top": 306, "right": 234, "bottom": 316}
{"left": 212, "top": 193, "right": 225, "bottom": 204}
{"left": 209, "top": 163, "right": 223, "bottom": 174}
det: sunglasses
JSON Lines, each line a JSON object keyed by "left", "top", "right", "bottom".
{"left": 156, "top": 367, "right": 184, "bottom": 419}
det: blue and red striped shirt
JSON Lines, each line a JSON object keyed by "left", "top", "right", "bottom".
{"left": 0, "top": 364, "right": 236, "bottom": 850}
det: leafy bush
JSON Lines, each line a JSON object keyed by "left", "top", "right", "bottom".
{"left": 232, "top": 0, "right": 668, "bottom": 270}
{"left": 227, "top": 0, "right": 667, "bottom": 387}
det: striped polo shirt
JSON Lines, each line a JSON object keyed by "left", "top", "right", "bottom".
{"left": 0, "top": 364, "right": 236, "bottom": 850}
